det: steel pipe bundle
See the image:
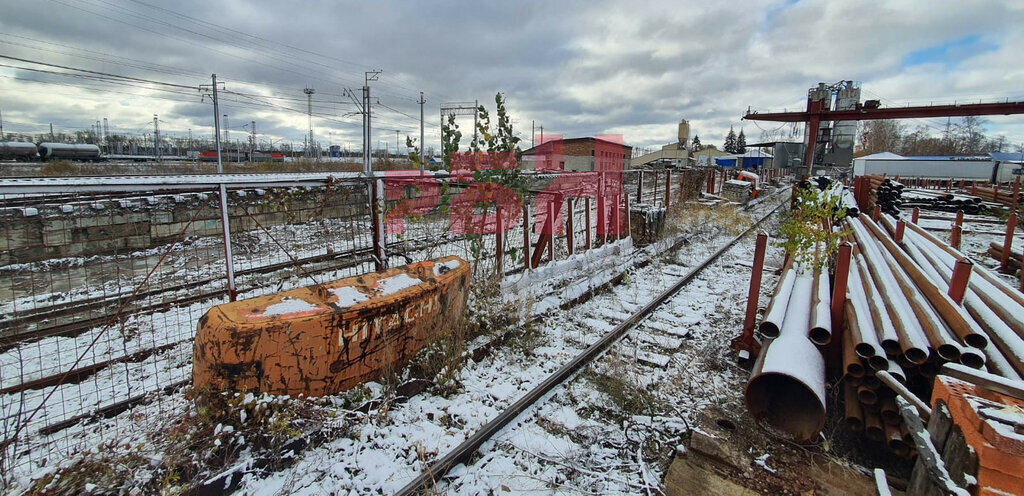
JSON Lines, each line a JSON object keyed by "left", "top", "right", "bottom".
{"left": 900, "top": 189, "right": 984, "bottom": 214}
{"left": 746, "top": 270, "right": 827, "bottom": 444}
{"left": 862, "top": 175, "right": 904, "bottom": 217}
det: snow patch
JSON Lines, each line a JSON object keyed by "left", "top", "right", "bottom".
{"left": 329, "top": 286, "right": 369, "bottom": 307}
{"left": 375, "top": 274, "right": 422, "bottom": 295}
{"left": 433, "top": 259, "right": 460, "bottom": 276}
{"left": 262, "top": 297, "right": 320, "bottom": 316}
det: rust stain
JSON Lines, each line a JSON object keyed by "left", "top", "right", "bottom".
{"left": 192, "top": 256, "right": 470, "bottom": 396}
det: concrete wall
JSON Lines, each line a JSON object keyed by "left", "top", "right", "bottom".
{"left": 0, "top": 185, "right": 368, "bottom": 267}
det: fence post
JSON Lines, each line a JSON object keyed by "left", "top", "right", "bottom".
{"left": 895, "top": 219, "right": 906, "bottom": 243}
{"left": 523, "top": 203, "right": 530, "bottom": 270}
{"left": 218, "top": 184, "right": 237, "bottom": 301}
{"left": 495, "top": 206, "right": 503, "bottom": 277}
{"left": 566, "top": 198, "right": 575, "bottom": 256}
{"left": 370, "top": 177, "right": 385, "bottom": 271}
{"left": 585, "top": 197, "right": 592, "bottom": 250}
{"left": 664, "top": 170, "right": 671, "bottom": 208}
{"left": 624, "top": 193, "right": 631, "bottom": 240}
{"left": 1000, "top": 213, "right": 1017, "bottom": 273}
{"left": 547, "top": 199, "right": 555, "bottom": 262}
{"left": 950, "top": 210, "right": 964, "bottom": 250}
{"left": 637, "top": 170, "right": 644, "bottom": 203}
{"left": 731, "top": 231, "right": 768, "bottom": 361}
{"left": 948, "top": 258, "right": 972, "bottom": 305}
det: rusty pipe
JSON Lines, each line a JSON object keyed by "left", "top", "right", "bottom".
{"left": 850, "top": 218, "right": 961, "bottom": 362}
{"left": 844, "top": 381, "right": 864, "bottom": 432}
{"left": 876, "top": 370, "right": 931, "bottom": 421}
{"left": 845, "top": 228, "right": 930, "bottom": 365}
{"left": 757, "top": 257, "right": 796, "bottom": 339}
{"left": 745, "top": 272, "right": 826, "bottom": 444}
{"left": 903, "top": 229, "right": 1024, "bottom": 378}
{"left": 863, "top": 408, "right": 885, "bottom": 443}
{"left": 879, "top": 394, "right": 900, "bottom": 425}
{"left": 851, "top": 250, "right": 902, "bottom": 360}
{"left": 886, "top": 421, "right": 911, "bottom": 457}
{"left": 857, "top": 384, "right": 878, "bottom": 405}
{"left": 905, "top": 219, "right": 1024, "bottom": 309}
{"left": 808, "top": 268, "right": 832, "bottom": 346}
{"left": 875, "top": 215, "right": 988, "bottom": 351}
{"left": 842, "top": 305, "right": 866, "bottom": 378}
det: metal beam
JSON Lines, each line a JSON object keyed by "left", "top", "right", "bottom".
{"left": 744, "top": 101, "right": 1024, "bottom": 123}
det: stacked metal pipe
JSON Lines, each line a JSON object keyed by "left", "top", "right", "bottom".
{"left": 840, "top": 197, "right": 1024, "bottom": 457}
{"left": 745, "top": 179, "right": 1024, "bottom": 452}
{"left": 900, "top": 189, "right": 984, "bottom": 215}
{"left": 862, "top": 174, "right": 904, "bottom": 217}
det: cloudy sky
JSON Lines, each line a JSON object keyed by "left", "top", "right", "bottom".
{"left": 1, "top": 0, "right": 1023, "bottom": 155}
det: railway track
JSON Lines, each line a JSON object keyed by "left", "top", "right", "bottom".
{"left": 395, "top": 199, "right": 783, "bottom": 494}
{"left": 3, "top": 189, "right": 786, "bottom": 493}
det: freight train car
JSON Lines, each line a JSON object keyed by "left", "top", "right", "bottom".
{"left": 37, "top": 143, "right": 102, "bottom": 161}
{"left": 0, "top": 142, "right": 39, "bottom": 161}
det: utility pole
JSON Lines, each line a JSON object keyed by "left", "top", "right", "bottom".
{"left": 153, "top": 114, "right": 161, "bottom": 161}
{"left": 50, "top": 123, "right": 55, "bottom": 141}
{"left": 540, "top": 125, "right": 543, "bottom": 145}
{"left": 304, "top": 87, "right": 315, "bottom": 159}
{"left": 223, "top": 114, "right": 230, "bottom": 148}
{"left": 395, "top": 129, "right": 400, "bottom": 160}
{"left": 419, "top": 92, "right": 425, "bottom": 170}
{"left": 363, "top": 70, "right": 381, "bottom": 174}
{"left": 188, "top": 128, "right": 192, "bottom": 159}
{"left": 103, "top": 118, "right": 109, "bottom": 153}
{"left": 474, "top": 99, "right": 479, "bottom": 145}
{"left": 250, "top": 120, "right": 256, "bottom": 159}
{"left": 532, "top": 120, "right": 535, "bottom": 149}
{"left": 0, "top": 108, "right": 4, "bottom": 140}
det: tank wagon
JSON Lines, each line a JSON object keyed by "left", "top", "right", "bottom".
{"left": 37, "top": 143, "right": 102, "bottom": 161}
{"left": 0, "top": 142, "right": 40, "bottom": 161}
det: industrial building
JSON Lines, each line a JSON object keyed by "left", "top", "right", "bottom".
{"left": 519, "top": 137, "right": 632, "bottom": 172}
{"left": 630, "top": 119, "right": 692, "bottom": 168}
{"left": 714, "top": 149, "right": 774, "bottom": 169}
{"left": 852, "top": 151, "right": 1023, "bottom": 182}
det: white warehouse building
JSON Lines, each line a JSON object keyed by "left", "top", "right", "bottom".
{"left": 852, "top": 152, "right": 1023, "bottom": 183}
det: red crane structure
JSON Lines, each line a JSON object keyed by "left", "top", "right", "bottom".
{"left": 743, "top": 89, "right": 1024, "bottom": 176}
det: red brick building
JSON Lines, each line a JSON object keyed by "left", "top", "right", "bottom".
{"left": 520, "top": 137, "right": 632, "bottom": 172}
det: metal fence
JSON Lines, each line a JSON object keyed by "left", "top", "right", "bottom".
{"left": 0, "top": 166, "right": 747, "bottom": 487}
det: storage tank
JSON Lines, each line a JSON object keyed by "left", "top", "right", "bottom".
{"left": 0, "top": 142, "right": 39, "bottom": 161}
{"left": 37, "top": 143, "right": 102, "bottom": 161}
{"left": 677, "top": 119, "right": 690, "bottom": 147}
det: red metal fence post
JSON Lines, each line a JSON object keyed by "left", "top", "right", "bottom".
{"left": 566, "top": 198, "right": 574, "bottom": 256}
{"left": 948, "top": 257, "right": 973, "bottom": 305}
{"left": 664, "top": 170, "right": 671, "bottom": 208}
{"left": 830, "top": 242, "right": 853, "bottom": 336}
{"left": 1000, "top": 213, "right": 1017, "bottom": 273}
{"left": 495, "top": 206, "right": 503, "bottom": 277}
{"left": 624, "top": 193, "right": 631, "bottom": 240}
{"left": 872, "top": 204, "right": 881, "bottom": 222}
{"left": 912, "top": 207, "right": 920, "bottom": 224}
{"left": 1014, "top": 177, "right": 1021, "bottom": 212}
{"left": 523, "top": 203, "right": 531, "bottom": 270}
{"left": 547, "top": 199, "right": 556, "bottom": 261}
{"left": 731, "top": 231, "right": 768, "bottom": 359}
{"left": 951, "top": 209, "right": 964, "bottom": 250}
{"left": 585, "top": 197, "right": 592, "bottom": 250}
{"left": 895, "top": 219, "right": 906, "bottom": 243}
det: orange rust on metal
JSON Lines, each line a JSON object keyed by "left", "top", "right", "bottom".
{"left": 999, "top": 213, "right": 1017, "bottom": 273}
{"left": 192, "top": 256, "right": 470, "bottom": 397}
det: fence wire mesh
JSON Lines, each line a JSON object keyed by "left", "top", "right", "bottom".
{"left": 0, "top": 167, "right": 740, "bottom": 489}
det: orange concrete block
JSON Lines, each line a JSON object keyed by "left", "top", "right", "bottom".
{"left": 193, "top": 256, "right": 470, "bottom": 397}
{"left": 932, "top": 375, "right": 1024, "bottom": 493}
{"left": 976, "top": 466, "right": 1024, "bottom": 496}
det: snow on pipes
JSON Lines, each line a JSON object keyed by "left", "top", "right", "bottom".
{"left": 192, "top": 256, "right": 470, "bottom": 397}
{"left": 745, "top": 266, "right": 827, "bottom": 444}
